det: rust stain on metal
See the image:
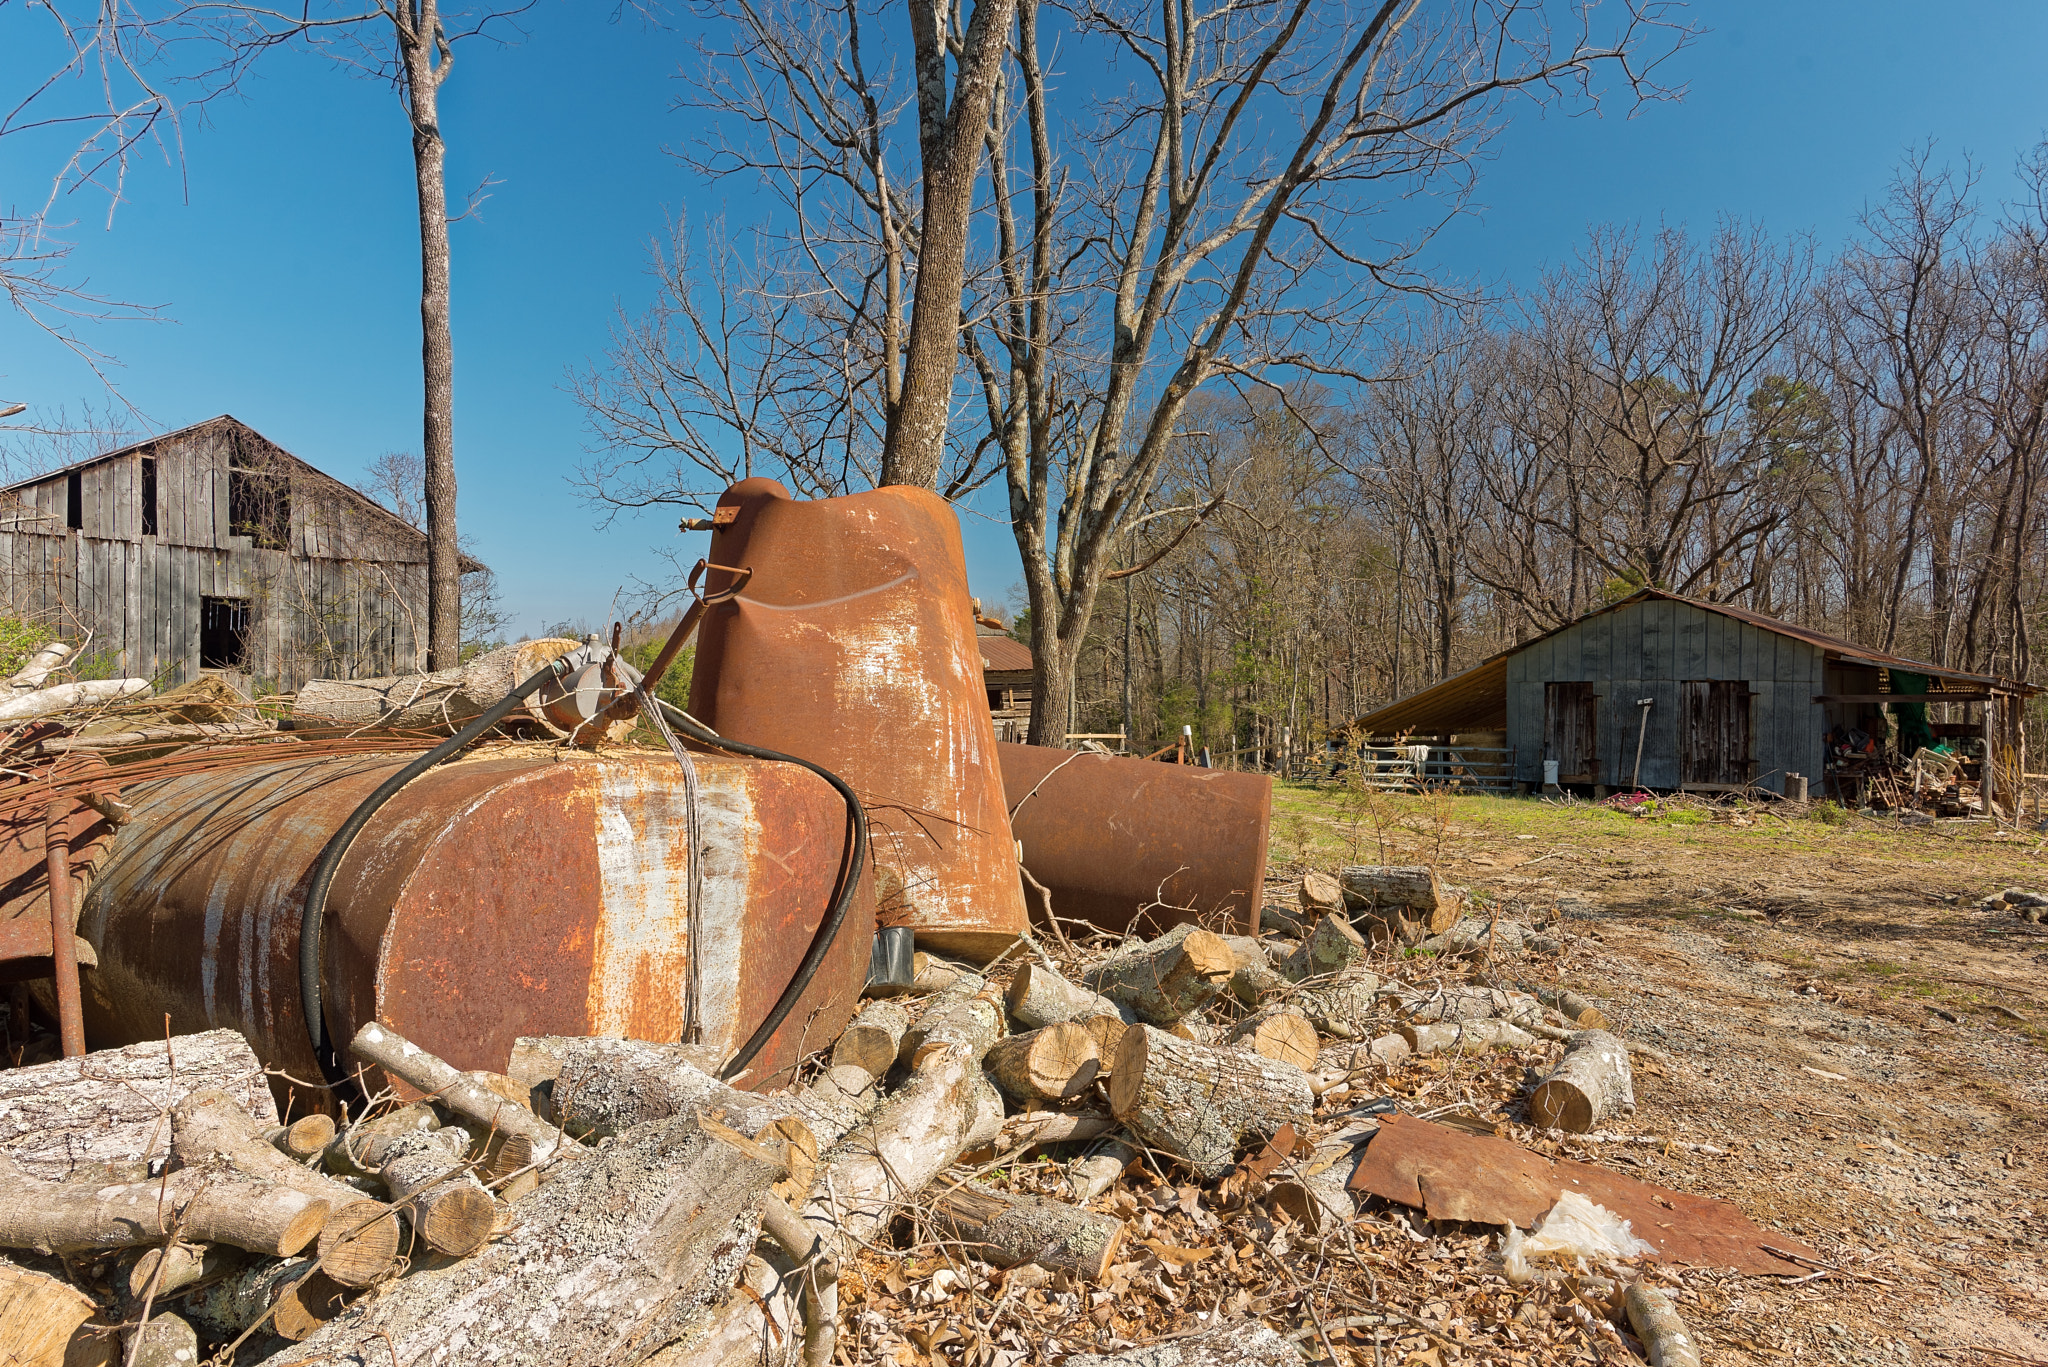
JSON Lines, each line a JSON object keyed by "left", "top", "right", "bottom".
{"left": 76, "top": 748, "right": 869, "bottom": 1101}
{"left": 691, "top": 477, "right": 1026, "bottom": 961}
{"left": 1352, "top": 1114, "right": 1817, "bottom": 1275}
{"left": 998, "top": 744, "right": 1271, "bottom": 936}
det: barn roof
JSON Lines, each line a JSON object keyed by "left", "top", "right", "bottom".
{"left": 3, "top": 415, "right": 485, "bottom": 573}
{"left": 977, "top": 632, "right": 1033, "bottom": 673}
{"left": 1352, "top": 588, "right": 2036, "bottom": 736}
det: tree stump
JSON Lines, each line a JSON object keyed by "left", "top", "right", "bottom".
{"left": 1529, "top": 1031, "right": 1634, "bottom": 1132}
{"left": 982, "top": 1024, "right": 1102, "bottom": 1104}
{"left": 831, "top": 999, "right": 910, "bottom": 1077}
{"left": 930, "top": 1183, "right": 1126, "bottom": 1283}
{"left": 1222, "top": 1008, "right": 1319, "bottom": 1071}
{"left": 1108, "top": 1027, "right": 1313, "bottom": 1179}
{"left": 0, "top": 1030, "right": 274, "bottom": 1180}
{"left": 1086, "top": 924, "right": 1235, "bottom": 1026}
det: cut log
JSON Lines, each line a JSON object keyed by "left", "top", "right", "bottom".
{"left": 1624, "top": 1283, "right": 1702, "bottom": 1367}
{"left": 0, "top": 679, "right": 151, "bottom": 723}
{"left": 1259, "top": 904, "right": 1305, "bottom": 938}
{"left": 323, "top": 1103, "right": 438, "bottom": 1181}
{"left": 266, "top": 1114, "right": 338, "bottom": 1161}
{"left": 7, "top": 640, "right": 74, "bottom": 690}
{"left": 169, "top": 1089, "right": 401, "bottom": 1289}
{"left": 983, "top": 1023, "right": 1102, "bottom": 1104}
{"left": 911, "top": 951, "right": 976, "bottom": 995}
{"left": 1004, "top": 963, "right": 1120, "bottom": 1030}
{"left": 1078, "top": 1013, "right": 1127, "bottom": 1071}
{"left": 0, "top": 1256, "right": 111, "bottom": 1367}
{"left": 1298, "top": 871, "right": 1344, "bottom": 917}
{"left": 0, "top": 1156, "right": 325, "bottom": 1256}
{"left": 997, "top": 1111, "right": 1114, "bottom": 1148}
{"left": 186, "top": 1258, "right": 329, "bottom": 1340}
{"left": 258, "top": 1116, "right": 786, "bottom": 1366}
{"left": 1267, "top": 1130, "right": 1368, "bottom": 1234}
{"left": 1064, "top": 1320, "right": 1300, "bottom": 1367}
{"left": 1398, "top": 1020, "right": 1538, "bottom": 1056}
{"left": 1278, "top": 914, "right": 1368, "bottom": 982}
{"left": 1086, "top": 924, "right": 1235, "bottom": 1026}
{"left": 1108, "top": 1026, "right": 1313, "bottom": 1180}
{"left": 1290, "top": 969, "right": 1386, "bottom": 1039}
{"left": 1222, "top": 1007, "right": 1319, "bottom": 1071}
{"left": 1520, "top": 983, "right": 1610, "bottom": 1030}
{"left": 349, "top": 1023, "right": 567, "bottom": 1163}
{"left": 930, "top": 1182, "right": 1126, "bottom": 1282}
{"left": 124, "top": 1312, "right": 197, "bottom": 1367}
{"left": 0, "top": 1030, "right": 274, "bottom": 1181}
{"left": 543, "top": 1036, "right": 825, "bottom": 1147}
{"left": 126, "top": 1243, "right": 246, "bottom": 1302}
{"left": 1069, "top": 1138, "right": 1139, "bottom": 1203}
{"left": 831, "top": 999, "right": 910, "bottom": 1077}
{"left": 1341, "top": 864, "right": 1461, "bottom": 942}
{"left": 290, "top": 638, "right": 592, "bottom": 737}
{"left": 374, "top": 1129, "right": 495, "bottom": 1258}
{"left": 1218, "top": 934, "right": 1288, "bottom": 1005}
{"left": 900, "top": 993, "right": 1004, "bottom": 1068}
{"left": 1529, "top": 1031, "right": 1635, "bottom": 1133}
{"left": 1397, "top": 987, "right": 1543, "bottom": 1027}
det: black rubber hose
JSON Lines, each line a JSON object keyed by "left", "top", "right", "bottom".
{"left": 298, "top": 660, "right": 570, "bottom": 1076}
{"left": 654, "top": 697, "right": 868, "bottom": 1082}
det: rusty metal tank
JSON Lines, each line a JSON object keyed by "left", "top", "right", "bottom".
{"left": 75, "top": 748, "right": 870, "bottom": 1094}
{"left": 689, "top": 478, "right": 1028, "bottom": 961}
{"left": 998, "top": 743, "right": 1272, "bottom": 936}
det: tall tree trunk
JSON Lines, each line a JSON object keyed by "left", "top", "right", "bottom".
{"left": 398, "top": 1, "right": 460, "bottom": 669}
{"left": 881, "top": 0, "right": 1018, "bottom": 489}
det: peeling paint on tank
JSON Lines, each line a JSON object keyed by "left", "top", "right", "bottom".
{"left": 587, "top": 769, "right": 690, "bottom": 1040}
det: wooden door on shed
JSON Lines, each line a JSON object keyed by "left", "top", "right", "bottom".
{"left": 1681, "top": 680, "right": 1753, "bottom": 785}
{"left": 1543, "top": 682, "right": 1600, "bottom": 783}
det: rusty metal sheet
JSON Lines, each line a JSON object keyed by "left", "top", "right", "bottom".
{"left": 998, "top": 744, "right": 1271, "bottom": 936}
{"left": 691, "top": 477, "right": 1027, "bottom": 961}
{"left": 1352, "top": 1114, "right": 1817, "bottom": 1276}
{"left": 76, "top": 748, "right": 869, "bottom": 1101}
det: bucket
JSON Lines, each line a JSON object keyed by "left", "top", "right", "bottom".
{"left": 1543, "top": 759, "right": 1560, "bottom": 787}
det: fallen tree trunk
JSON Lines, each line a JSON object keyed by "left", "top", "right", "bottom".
{"left": 0, "top": 679, "right": 151, "bottom": 723}
{"left": 1109, "top": 1027, "right": 1313, "bottom": 1180}
{"left": 261, "top": 1117, "right": 784, "bottom": 1367}
{"left": 1086, "top": 925, "right": 1235, "bottom": 1026}
{"left": 0, "top": 1031, "right": 275, "bottom": 1180}
{"left": 983, "top": 1023, "right": 1100, "bottom": 1105}
{"left": 929, "top": 1183, "right": 1125, "bottom": 1283}
{"left": 265, "top": 1115, "right": 337, "bottom": 1162}
{"left": 1529, "top": 1031, "right": 1634, "bottom": 1133}
{"left": 170, "top": 1089, "right": 400, "bottom": 1290}
{"left": 0, "top": 1156, "right": 326, "bottom": 1256}
{"left": 290, "top": 639, "right": 579, "bottom": 736}
{"left": 32, "top": 720, "right": 275, "bottom": 754}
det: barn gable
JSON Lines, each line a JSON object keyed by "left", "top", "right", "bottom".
{"left": 0, "top": 416, "right": 469, "bottom": 692}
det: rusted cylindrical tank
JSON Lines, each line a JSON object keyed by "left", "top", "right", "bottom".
{"left": 998, "top": 744, "right": 1273, "bottom": 936}
{"left": 76, "top": 749, "right": 870, "bottom": 1096}
{"left": 690, "top": 478, "right": 1028, "bottom": 961}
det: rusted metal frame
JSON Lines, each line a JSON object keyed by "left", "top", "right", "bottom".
{"left": 596, "top": 560, "right": 753, "bottom": 732}
{"left": 43, "top": 800, "right": 84, "bottom": 1058}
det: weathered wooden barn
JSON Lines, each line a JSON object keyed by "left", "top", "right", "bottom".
{"left": 1354, "top": 589, "right": 2034, "bottom": 804}
{"left": 0, "top": 416, "right": 461, "bottom": 692}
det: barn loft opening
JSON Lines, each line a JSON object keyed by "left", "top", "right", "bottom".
{"left": 65, "top": 471, "right": 81, "bottom": 530}
{"left": 200, "top": 596, "right": 252, "bottom": 669}
{"left": 140, "top": 457, "right": 158, "bottom": 536}
{"left": 228, "top": 444, "right": 290, "bottom": 549}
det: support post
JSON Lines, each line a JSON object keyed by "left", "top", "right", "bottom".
{"left": 43, "top": 802, "right": 83, "bottom": 1058}
{"left": 1982, "top": 697, "right": 1997, "bottom": 819}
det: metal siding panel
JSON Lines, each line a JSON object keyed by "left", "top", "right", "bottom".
{"left": 1580, "top": 612, "right": 1610, "bottom": 684}
{"left": 1675, "top": 604, "right": 1707, "bottom": 679}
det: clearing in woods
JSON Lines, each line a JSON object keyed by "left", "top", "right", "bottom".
{"left": 1268, "top": 784, "right": 2048, "bottom": 1364}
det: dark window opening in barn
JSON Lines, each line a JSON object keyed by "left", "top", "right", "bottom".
{"left": 1543, "top": 681, "right": 1600, "bottom": 784}
{"left": 1681, "top": 680, "right": 1753, "bottom": 787}
{"left": 200, "top": 597, "right": 252, "bottom": 669}
{"left": 228, "top": 451, "right": 290, "bottom": 550}
{"left": 140, "top": 458, "right": 158, "bottom": 536}
{"left": 65, "top": 471, "right": 82, "bottom": 530}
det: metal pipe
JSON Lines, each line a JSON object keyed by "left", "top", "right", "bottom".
{"left": 43, "top": 801, "right": 83, "bottom": 1058}
{"left": 1630, "top": 698, "right": 1655, "bottom": 792}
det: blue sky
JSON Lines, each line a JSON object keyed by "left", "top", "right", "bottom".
{"left": 3, "top": 1, "right": 2045, "bottom": 636}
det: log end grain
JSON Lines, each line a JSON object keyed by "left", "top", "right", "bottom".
{"left": 985, "top": 1023, "right": 1102, "bottom": 1104}
{"left": 1228, "top": 1010, "right": 1318, "bottom": 1071}
{"left": 409, "top": 1183, "right": 496, "bottom": 1259}
{"left": 317, "top": 1202, "right": 403, "bottom": 1289}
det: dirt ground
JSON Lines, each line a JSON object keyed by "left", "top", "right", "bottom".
{"left": 1265, "top": 786, "right": 2048, "bottom": 1365}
